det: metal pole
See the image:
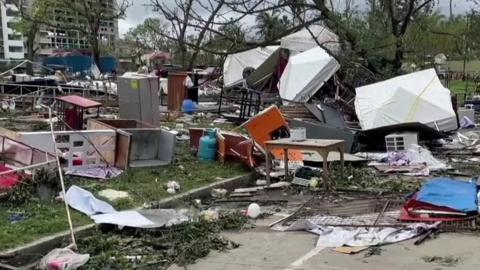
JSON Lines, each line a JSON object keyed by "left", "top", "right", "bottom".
{"left": 41, "top": 104, "right": 77, "bottom": 247}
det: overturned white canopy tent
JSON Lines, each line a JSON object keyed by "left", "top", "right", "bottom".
{"left": 223, "top": 46, "right": 279, "bottom": 88}
{"left": 355, "top": 69, "right": 458, "bottom": 131}
{"left": 280, "top": 25, "right": 340, "bottom": 55}
{"left": 279, "top": 46, "right": 340, "bottom": 103}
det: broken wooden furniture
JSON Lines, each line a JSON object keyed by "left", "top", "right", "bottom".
{"left": 56, "top": 95, "right": 101, "bottom": 130}
{"left": 264, "top": 138, "right": 345, "bottom": 189}
{"left": 88, "top": 119, "right": 175, "bottom": 168}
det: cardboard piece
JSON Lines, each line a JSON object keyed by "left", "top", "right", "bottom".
{"left": 333, "top": 246, "right": 369, "bottom": 254}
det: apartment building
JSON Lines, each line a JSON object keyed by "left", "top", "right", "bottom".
{"left": 0, "top": 0, "right": 24, "bottom": 59}
{"left": 37, "top": 0, "right": 119, "bottom": 58}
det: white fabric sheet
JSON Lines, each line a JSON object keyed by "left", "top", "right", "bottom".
{"left": 223, "top": 46, "right": 279, "bottom": 88}
{"left": 279, "top": 46, "right": 339, "bottom": 103}
{"left": 65, "top": 185, "right": 116, "bottom": 216}
{"left": 355, "top": 69, "right": 457, "bottom": 131}
{"left": 91, "top": 210, "right": 155, "bottom": 228}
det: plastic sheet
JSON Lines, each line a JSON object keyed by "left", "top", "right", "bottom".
{"left": 38, "top": 248, "right": 89, "bottom": 270}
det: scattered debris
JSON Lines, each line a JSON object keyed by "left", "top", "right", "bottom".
{"left": 211, "top": 188, "right": 228, "bottom": 199}
{"left": 166, "top": 180, "right": 181, "bottom": 194}
{"left": 79, "top": 213, "right": 247, "bottom": 269}
{"left": 38, "top": 248, "right": 89, "bottom": 270}
{"left": 422, "top": 256, "right": 461, "bottom": 267}
{"left": 364, "top": 246, "right": 383, "bottom": 257}
{"left": 247, "top": 203, "right": 261, "bottom": 219}
{"left": 98, "top": 189, "right": 130, "bottom": 201}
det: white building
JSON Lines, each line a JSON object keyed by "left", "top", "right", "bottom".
{"left": 0, "top": 0, "right": 119, "bottom": 61}
{"left": 0, "top": 0, "right": 24, "bottom": 59}
{"left": 36, "top": 0, "right": 119, "bottom": 58}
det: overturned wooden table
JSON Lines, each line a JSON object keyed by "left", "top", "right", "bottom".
{"left": 264, "top": 138, "right": 345, "bottom": 190}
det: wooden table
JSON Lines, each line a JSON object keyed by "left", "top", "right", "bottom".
{"left": 264, "top": 139, "right": 345, "bottom": 190}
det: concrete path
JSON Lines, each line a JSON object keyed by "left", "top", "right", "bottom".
{"left": 169, "top": 215, "right": 480, "bottom": 270}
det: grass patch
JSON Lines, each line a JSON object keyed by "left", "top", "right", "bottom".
{"left": 0, "top": 143, "right": 249, "bottom": 251}
{"left": 0, "top": 202, "right": 91, "bottom": 251}
{"left": 449, "top": 80, "right": 477, "bottom": 94}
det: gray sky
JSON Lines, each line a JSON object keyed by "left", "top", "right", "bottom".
{"left": 118, "top": 0, "right": 473, "bottom": 36}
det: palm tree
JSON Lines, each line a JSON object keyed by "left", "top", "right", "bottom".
{"left": 255, "top": 11, "right": 291, "bottom": 41}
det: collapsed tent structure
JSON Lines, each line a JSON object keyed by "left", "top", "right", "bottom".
{"left": 280, "top": 24, "right": 340, "bottom": 55}
{"left": 355, "top": 69, "right": 458, "bottom": 132}
{"left": 279, "top": 46, "right": 340, "bottom": 103}
{"left": 223, "top": 46, "right": 279, "bottom": 88}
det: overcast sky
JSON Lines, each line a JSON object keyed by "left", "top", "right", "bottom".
{"left": 118, "top": 0, "right": 473, "bottom": 36}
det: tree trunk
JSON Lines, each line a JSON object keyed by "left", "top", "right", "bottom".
{"left": 26, "top": 28, "right": 37, "bottom": 75}
{"left": 393, "top": 38, "right": 403, "bottom": 73}
{"left": 92, "top": 38, "right": 100, "bottom": 67}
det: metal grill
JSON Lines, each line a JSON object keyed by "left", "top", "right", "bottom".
{"left": 281, "top": 197, "right": 477, "bottom": 231}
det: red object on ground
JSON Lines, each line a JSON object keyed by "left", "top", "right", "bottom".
{"left": 399, "top": 195, "right": 473, "bottom": 222}
{"left": 0, "top": 164, "right": 21, "bottom": 190}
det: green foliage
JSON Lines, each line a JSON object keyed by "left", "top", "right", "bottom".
{"left": 255, "top": 10, "right": 291, "bottom": 41}
{"left": 0, "top": 140, "right": 248, "bottom": 251}
{"left": 0, "top": 202, "right": 91, "bottom": 251}
{"left": 330, "top": 165, "right": 422, "bottom": 194}
{"left": 79, "top": 212, "right": 247, "bottom": 269}
{"left": 7, "top": 167, "right": 60, "bottom": 204}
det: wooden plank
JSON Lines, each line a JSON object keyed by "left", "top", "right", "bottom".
{"left": 115, "top": 130, "right": 131, "bottom": 170}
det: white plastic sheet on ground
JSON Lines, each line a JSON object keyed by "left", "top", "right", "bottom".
{"left": 311, "top": 224, "right": 431, "bottom": 247}
{"left": 279, "top": 46, "right": 340, "bottom": 103}
{"left": 91, "top": 210, "right": 155, "bottom": 228}
{"left": 280, "top": 25, "right": 340, "bottom": 55}
{"left": 355, "top": 69, "right": 458, "bottom": 131}
{"left": 65, "top": 186, "right": 191, "bottom": 228}
{"left": 65, "top": 185, "right": 116, "bottom": 216}
{"left": 223, "top": 46, "right": 279, "bottom": 88}
{"left": 365, "top": 144, "right": 448, "bottom": 173}
{"left": 273, "top": 213, "right": 436, "bottom": 247}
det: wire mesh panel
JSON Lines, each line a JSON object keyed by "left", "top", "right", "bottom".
{"left": 281, "top": 196, "right": 477, "bottom": 231}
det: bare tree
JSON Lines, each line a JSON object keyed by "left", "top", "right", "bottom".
{"left": 150, "top": 0, "right": 229, "bottom": 69}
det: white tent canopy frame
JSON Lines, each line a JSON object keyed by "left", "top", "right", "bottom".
{"left": 279, "top": 46, "right": 340, "bottom": 103}
{"left": 354, "top": 68, "right": 458, "bottom": 132}
{"left": 280, "top": 24, "right": 340, "bottom": 55}
{"left": 223, "top": 46, "right": 279, "bottom": 88}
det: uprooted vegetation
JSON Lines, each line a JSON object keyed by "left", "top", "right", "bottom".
{"left": 78, "top": 213, "right": 248, "bottom": 269}
{"left": 330, "top": 165, "right": 423, "bottom": 194}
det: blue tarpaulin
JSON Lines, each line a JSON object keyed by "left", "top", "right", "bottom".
{"left": 416, "top": 178, "right": 478, "bottom": 212}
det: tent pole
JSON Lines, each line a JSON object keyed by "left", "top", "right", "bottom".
{"left": 41, "top": 104, "right": 77, "bottom": 247}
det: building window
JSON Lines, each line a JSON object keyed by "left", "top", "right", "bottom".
{"left": 8, "top": 34, "right": 21, "bottom": 40}
{"left": 6, "top": 8, "right": 19, "bottom": 17}
{"left": 8, "top": 46, "right": 23, "bottom": 53}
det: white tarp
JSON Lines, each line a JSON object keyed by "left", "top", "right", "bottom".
{"left": 273, "top": 213, "right": 439, "bottom": 248}
{"left": 279, "top": 46, "right": 340, "bottom": 103}
{"left": 65, "top": 185, "right": 116, "bottom": 216}
{"left": 355, "top": 69, "right": 458, "bottom": 131}
{"left": 91, "top": 211, "right": 155, "bottom": 228}
{"left": 223, "top": 46, "right": 279, "bottom": 88}
{"left": 280, "top": 25, "right": 340, "bottom": 55}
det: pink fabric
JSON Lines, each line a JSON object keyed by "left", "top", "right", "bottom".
{"left": 0, "top": 165, "right": 21, "bottom": 190}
